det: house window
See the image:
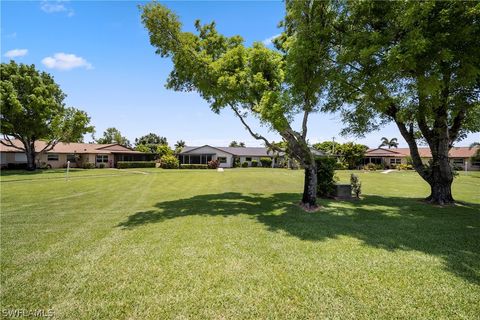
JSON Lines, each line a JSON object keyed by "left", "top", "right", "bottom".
{"left": 245, "top": 157, "right": 252, "bottom": 162}
{"left": 218, "top": 157, "right": 227, "bottom": 164}
{"left": 47, "top": 154, "right": 59, "bottom": 161}
{"left": 67, "top": 154, "right": 76, "bottom": 162}
{"left": 472, "top": 157, "right": 480, "bottom": 166}
{"left": 452, "top": 158, "right": 464, "bottom": 166}
{"left": 389, "top": 158, "right": 401, "bottom": 165}
{"left": 96, "top": 155, "right": 109, "bottom": 163}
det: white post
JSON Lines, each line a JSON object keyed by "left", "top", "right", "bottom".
{"left": 66, "top": 160, "right": 70, "bottom": 181}
{"left": 465, "top": 160, "right": 468, "bottom": 174}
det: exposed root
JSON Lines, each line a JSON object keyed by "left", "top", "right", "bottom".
{"left": 298, "top": 202, "right": 321, "bottom": 212}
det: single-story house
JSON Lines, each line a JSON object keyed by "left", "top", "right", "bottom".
{"left": 178, "top": 145, "right": 325, "bottom": 168}
{"left": 363, "top": 146, "right": 480, "bottom": 171}
{"left": 0, "top": 139, "right": 151, "bottom": 169}
{"left": 178, "top": 145, "right": 282, "bottom": 168}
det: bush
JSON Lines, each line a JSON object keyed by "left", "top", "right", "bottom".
{"left": 39, "top": 162, "right": 51, "bottom": 169}
{"left": 82, "top": 162, "right": 95, "bottom": 169}
{"left": 98, "top": 163, "right": 106, "bottom": 169}
{"left": 396, "top": 163, "right": 413, "bottom": 170}
{"left": 315, "top": 157, "right": 337, "bottom": 197}
{"left": 251, "top": 160, "right": 258, "bottom": 167}
{"left": 6, "top": 163, "right": 28, "bottom": 170}
{"left": 260, "top": 157, "right": 272, "bottom": 167}
{"left": 233, "top": 158, "right": 241, "bottom": 168}
{"left": 334, "top": 161, "right": 348, "bottom": 170}
{"left": 375, "top": 163, "right": 384, "bottom": 170}
{"left": 363, "top": 163, "right": 376, "bottom": 171}
{"left": 117, "top": 161, "right": 155, "bottom": 169}
{"left": 241, "top": 162, "right": 249, "bottom": 168}
{"left": 160, "top": 155, "right": 179, "bottom": 169}
{"left": 180, "top": 164, "right": 208, "bottom": 169}
{"left": 207, "top": 159, "right": 220, "bottom": 169}
{"left": 350, "top": 174, "right": 361, "bottom": 198}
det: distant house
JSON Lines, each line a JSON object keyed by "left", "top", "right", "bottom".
{"left": 178, "top": 145, "right": 281, "bottom": 168}
{"left": 178, "top": 145, "right": 325, "bottom": 168}
{"left": 0, "top": 139, "right": 151, "bottom": 169}
{"left": 364, "top": 146, "right": 480, "bottom": 171}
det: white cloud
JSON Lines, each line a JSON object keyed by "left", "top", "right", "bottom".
{"left": 262, "top": 34, "right": 281, "bottom": 46}
{"left": 40, "top": 1, "right": 74, "bottom": 17}
{"left": 42, "top": 53, "right": 93, "bottom": 71}
{"left": 4, "top": 49, "right": 28, "bottom": 58}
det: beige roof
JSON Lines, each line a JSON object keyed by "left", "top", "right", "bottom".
{"left": 366, "top": 147, "right": 479, "bottom": 158}
{"left": 0, "top": 139, "right": 146, "bottom": 154}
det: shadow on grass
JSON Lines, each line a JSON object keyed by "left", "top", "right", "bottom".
{"left": 118, "top": 192, "right": 480, "bottom": 285}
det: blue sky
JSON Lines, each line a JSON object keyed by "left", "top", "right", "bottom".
{"left": 2, "top": 1, "right": 478, "bottom": 148}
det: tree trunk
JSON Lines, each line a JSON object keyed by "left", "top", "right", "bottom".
{"left": 301, "top": 163, "right": 318, "bottom": 210}
{"left": 425, "top": 151, "right": 454, "bottom": 205}
{"left": 25, "top": 142, "right": 36, "bottom": 171}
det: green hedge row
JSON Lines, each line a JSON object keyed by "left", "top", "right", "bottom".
{"left": 180, "top": 164, "right": 209, "bottom": 169}
{"left": 117, "top": 161, "right": 156, "bottom": 169}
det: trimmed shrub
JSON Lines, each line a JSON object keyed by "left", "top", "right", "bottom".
{"left": 7, "top": 163, "right": 28, "bottom": 170}
{"left": 397, "top": 163, "right": 413, "bottom": 170}
{"left": 251, "top": 160, "right": 258, "bottom": 167}
{"left": 180, "top": 164, "right": 208, "bottom": 169}
{"left": 350, "top": 174, "right": 361, "bottom": 198}
{"left": 363, "top": 163, "right": 376, "bottom": 171}
{"left": 315, "top": 157, "right": 337, "bottom": 198}
{"left": 241, "top": 162, "right": 249, "bottom": 168}
{"left": 160, "top": 155, "right": 179, "bottom": 169}
{"left": 117, "top": 161, "right": 155, "bottom": 169}
{"left": 260, "top": 157, "right": 272, "bottom": 167}
{"left": 207, "top": 159, "right": 220, "bottom": 169}
{"left": 82, "top": 162, "right": 95, "bottom": 169}
{"left": 98, "top": 163, "right": 106, "bottom": 169}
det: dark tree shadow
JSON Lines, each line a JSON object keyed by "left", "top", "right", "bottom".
{"left": 118, "top": 193, "right": 480, "bottom": 284}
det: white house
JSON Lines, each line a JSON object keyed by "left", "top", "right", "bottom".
{"left": 178, "top": 145, "right": 285, "bottom": 168}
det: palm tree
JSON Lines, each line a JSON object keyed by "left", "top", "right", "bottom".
{"left": 175, "top": 140, "right": 186, "bottom": 149}
{"left": 379, "top": 137, "right": 399, "bottom": 149}
{"left": 174, "top": 140, "right": 186, "bottom": 154}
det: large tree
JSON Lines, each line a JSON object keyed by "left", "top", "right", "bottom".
{"left": 330, "top": 1, "right": 480, "bottom": 204}
{"left": 0, "top": 61, "right": 94, "bottom": 170}
{"left": 141, "top": 0, "right": 336, "bottom": 210}
{"left": 96, "top": 127, "right": 131, "bottom": 147}
{"left": 135, "top": 133, "right": 168, "bottom": 146}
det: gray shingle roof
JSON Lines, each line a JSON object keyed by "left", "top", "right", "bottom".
{"left": 180, "top": 145, "right": 325, "bottom": 157}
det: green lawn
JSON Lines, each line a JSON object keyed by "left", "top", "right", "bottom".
{"left": 1, "top": 168, "right": 479, "bottom": 319}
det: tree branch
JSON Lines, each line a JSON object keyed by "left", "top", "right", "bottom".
{"left": 0, "top": 135, "right": 25, "bottom": 151}
{"left": 449, "top": 107, "right": 466, "bottom": 144}
{"left": 301, "top": 109, "right": 309, "bottom": 139}
{"left": 230, "top": 105, "right": 278, "bottom": 151}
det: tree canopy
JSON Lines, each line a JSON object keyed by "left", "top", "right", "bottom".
{"left": 229, "top": 141, "right": 246, "bottom": 147}
{"left": 135, "top": 133, "right": 168, "bottom": 146}
{"left": 141, "top": 0, "right": 338, "bottom": 209}
{"left": 96, "top": 127, "right": 131, "bottom": 147}
{"left": 0, "top": 61, "right": 94, "bottom": 170}
{"left": 328, "top": 1, "right": 480, "bottom": 204}
{"left": 379, "top": 138, "right": 399, "bottom": 149}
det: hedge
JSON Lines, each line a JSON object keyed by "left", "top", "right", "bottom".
{"left": 315, "top": 157, "right": 337, "bottom": 197}
{"left": 117, "top": 161, "right": 156, "bottom": 169}
{"left": 180, "top": 164, "right": 208, "bottom": 169}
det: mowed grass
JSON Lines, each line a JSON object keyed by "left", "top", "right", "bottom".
{"left": 1, "top": 168, "right": 479, "bottom": 319}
